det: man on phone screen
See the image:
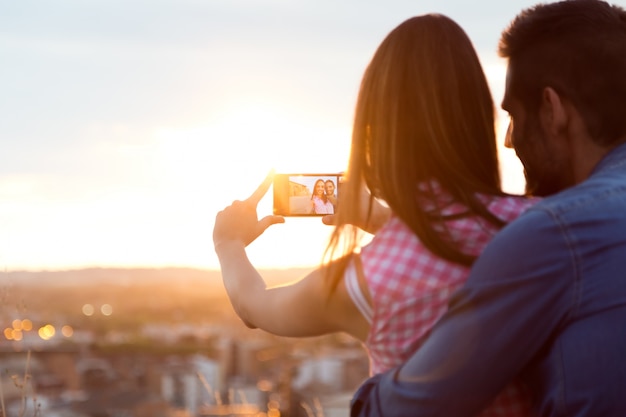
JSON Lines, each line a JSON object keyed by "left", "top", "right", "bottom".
{"left": 325, "top": 180, "right": 337, "bottom": 212}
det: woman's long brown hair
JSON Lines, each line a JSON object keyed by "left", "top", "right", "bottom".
{"left": 324, "top": 14, "right": 508, "bottom": 293}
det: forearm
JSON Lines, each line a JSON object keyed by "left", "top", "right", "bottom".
{"left": 215, "top": 240, "right": 267, "bottom": 328}
{"left": 215, "top": 241, "right": 333, "bottom": 336}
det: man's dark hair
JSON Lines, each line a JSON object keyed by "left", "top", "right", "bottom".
{"left": 499, "top": 0, "right": 626, "bottom": 146}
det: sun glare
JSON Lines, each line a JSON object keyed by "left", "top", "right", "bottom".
{"left": 125, "top": 98, "right": 352, "bottom": 270}
{"left": 157, "top": 99, "right": 348, "bottom": 175}
{"left": 154, "top": 98, "right": 350, "bottom": 212}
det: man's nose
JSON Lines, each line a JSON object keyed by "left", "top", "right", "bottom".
{"left": 504, "top": 121, "right": 513, "bottom": 149}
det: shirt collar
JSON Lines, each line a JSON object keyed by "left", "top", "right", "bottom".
{"left": 590, "top": 141, "right": 626, "bottom": 175}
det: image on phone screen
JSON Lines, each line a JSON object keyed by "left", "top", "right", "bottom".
{"left": 273, "top": 173, "right": 343, "bottom": 216}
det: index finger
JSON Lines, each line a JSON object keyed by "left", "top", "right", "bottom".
{"left": 246, "top": 169, "right": 275, "bottom": 205}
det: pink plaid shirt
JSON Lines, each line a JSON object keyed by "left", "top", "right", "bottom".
{"left": 345, "top": 194, "right": 537, "bottom": 417}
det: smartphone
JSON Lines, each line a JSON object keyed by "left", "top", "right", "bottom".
{"left": 273, "top": 173, "right": 343, "bottom": 216}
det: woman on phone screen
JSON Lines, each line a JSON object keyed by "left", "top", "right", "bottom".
{"left": 213, "top": 14, "right": 537, "bottom": 417}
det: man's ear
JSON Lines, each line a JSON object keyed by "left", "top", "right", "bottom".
{"left": 539, "top": 86, "right": 568, "bottom": 138}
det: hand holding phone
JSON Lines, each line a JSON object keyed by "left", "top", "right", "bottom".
{"left": 213, "top": 171, "right": 285, "bottom": 250}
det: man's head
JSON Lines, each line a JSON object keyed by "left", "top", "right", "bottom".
{"left": 325, "top": 180, "right": 336, "bottom": 197}
{"left": 502, "top": 66, "right": 573, "bottom": 196}
{"left": 499, "top": 0, "right": 626, "bottom": 196}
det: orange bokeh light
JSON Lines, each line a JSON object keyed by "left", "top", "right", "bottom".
{"left": 21, "top": 319, "right": 33, "bottom": 331}
{"left": 38, "top": 324, "right": 56, "bottom": 340}
{"left": 3, "top": 328, "right": 13, "bottom": 340}
{"left": 61, "top": 325, "right": 74, "bottom": 337}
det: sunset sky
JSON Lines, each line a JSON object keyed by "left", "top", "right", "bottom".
{"left": 2, "top": 0, "right": 608, "bottom": 272}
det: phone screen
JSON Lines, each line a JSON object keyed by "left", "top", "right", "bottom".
{"left": 273, "top": 173, "right": 343, "bottom": 216}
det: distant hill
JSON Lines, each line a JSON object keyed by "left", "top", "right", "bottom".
{"left": 0, "top": 266, "right": 316, "bottom": 290}
{"left": 0, "top": 266, "right": 317, "bottom": 327}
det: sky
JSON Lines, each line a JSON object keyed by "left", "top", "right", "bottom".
{"left": 3, "top": 0, "right": 620, "bottom": 272}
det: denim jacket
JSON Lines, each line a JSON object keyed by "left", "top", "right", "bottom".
{"left": 351, "top": 142, "right": 626, "bottom": 417}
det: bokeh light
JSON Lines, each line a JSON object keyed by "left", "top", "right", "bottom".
{"left": 82, "top": 304, "right": 95, "bottom": 316}
{"left": 21, "top": 319, "right": 33, "bottom": 331}
{"left": 257, "top": 379, "right": 273, "bottom": 392}
{"left": 101, "top": 304, "right": 113, "bottom": 316}
{"left": 61, "top": 325, "right": 74, "bottom": 338}
{"left": 5, "top": 320, "right": 34, "bottom": 340}
{"left": 38, "top": 324, "right": 56, "bottom": 340}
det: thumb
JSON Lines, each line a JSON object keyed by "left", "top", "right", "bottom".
{"left": 322, "top": 214, "right": 337, "bottom": 226}
{"left": 257, "top": 215, "right": 285, "bottom": 233}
